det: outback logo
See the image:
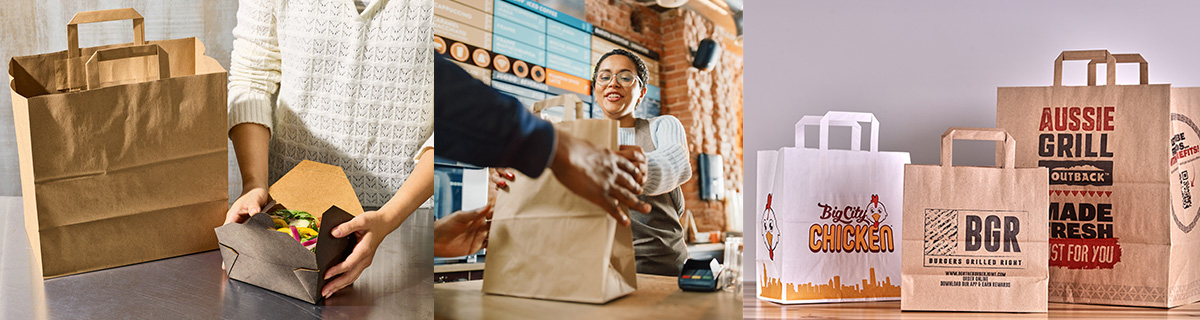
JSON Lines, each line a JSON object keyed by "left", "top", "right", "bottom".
{"left": 1037, "top": 160, "right": 1114, "bottom": 187}
{"left": 762, "top": 194, "right": 780, "bottom": 260}
{"left": 809, "top": 195, "right": 895, "bottom": 253}
{"left": 1036, "top": 106, "right": 1116, "bottom": 187}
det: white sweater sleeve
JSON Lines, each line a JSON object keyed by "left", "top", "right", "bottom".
{"left": 227, "top": 0, "right": 282, "bottom": 133}
{"left": 415, "top": 132, "right": 434, "bottom": 161}
{"left": 644, "top": 116, "right": 692, "bottom": 196}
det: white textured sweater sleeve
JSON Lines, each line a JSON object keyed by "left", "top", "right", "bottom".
{"left": 644, "top": 116, "right": 692, "bottom": 196}
{"left": 415, "top": 133, "right": 434, "bottom": 161}
{"left": 227, "top": 0, "right": 282, "bottom": 132}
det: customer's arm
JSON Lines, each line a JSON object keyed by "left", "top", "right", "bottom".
{"left": 433, "top": 56, "right": 651, "bottom": 223}
{"left": 433, "top": 55, "right": 555, "bottom": 177}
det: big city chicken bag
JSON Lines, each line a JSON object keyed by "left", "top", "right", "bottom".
{"left": 756, "top": 112, "right": 910, "bottom": 304}
{"left": 997, "top": 50, "right": 1200, "bottom": 307}
{"left": 901, "top": 128, "right": 1049, "bottom": 312}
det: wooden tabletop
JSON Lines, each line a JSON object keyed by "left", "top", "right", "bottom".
{"left": 435, "top": 274, "right": 741, "bottom": 319}
{"left": 743, "top": 283, "right": 1200, "bottom": 319}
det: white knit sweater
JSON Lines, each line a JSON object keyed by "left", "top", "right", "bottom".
{"left": 227, "top": 0, "right": 434, "bottom": 208}
{"left": 617, "top": 116, "right": 692, "bottom": 196}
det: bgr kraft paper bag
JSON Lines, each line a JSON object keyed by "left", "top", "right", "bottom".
{"left": 757, "top": 112, "right": 910, "bottom": 304}
{"left": 9, "top": 8, "right": 228, "bottom": 278}
{"left": 901, "top": 128, "right": 1049, "bottom": 313}
{"left": 482, "top": 95, "right": 638, "bottom": 304}
{"left": 997, "top": 50, "right": 1200, "bottom": 307}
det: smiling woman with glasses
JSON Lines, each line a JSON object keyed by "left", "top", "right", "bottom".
{"left": 592, "top": 48, "right": 693, "bottom": 276}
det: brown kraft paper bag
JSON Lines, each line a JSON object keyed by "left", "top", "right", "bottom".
{"left": 481, "top": 95, "right": 638, "bottom": 304}
{"left": 901, "top": 128, "right": 1049, "bottom": 312}
{"left": 998, "top": 49, "right": 1200, "bottom": 307}
{"left": 8, "top": 8, "right": 228, "bottom": 278}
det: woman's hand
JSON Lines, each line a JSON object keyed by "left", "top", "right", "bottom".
{"left": 433, "top": 204, "right": 493, "bottom": 257}
{"left": 224, "top": 187, "right": 270, "bottom": 225}
{"left": 320, "top": 209, "right": 401, "bottom": 299}
{"left": 615, "top": 145, "right": 648, "bottom": 186}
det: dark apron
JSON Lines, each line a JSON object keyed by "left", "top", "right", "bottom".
{"left": 629, "top": 118, "right": 689, "bottom": 276}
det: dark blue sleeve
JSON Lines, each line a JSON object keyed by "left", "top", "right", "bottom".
{"left": 433, "top": 55, "right": 556, "bottom": 177}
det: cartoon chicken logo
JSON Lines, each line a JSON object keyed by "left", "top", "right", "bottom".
{"left": 866, "top": 194, "right": 888, "bottom": 227}
{"left": 762, "top": 194, "right": 781, "bottom": 260}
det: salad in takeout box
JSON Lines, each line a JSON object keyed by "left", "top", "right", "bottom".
{"left": 214, "top": 160, "right": 365, "bottom": 303}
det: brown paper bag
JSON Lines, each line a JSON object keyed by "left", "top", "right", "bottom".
{"left": 901, "top": 128, "right": 1049, "bottom": 312}
{"left": 481, "top": 95, "right": 638, "bottom": 304}
{"left": 998, "top": 50, "right": 1200, "bottom": 307}
{"left": 9, "top": 8, "right": 228, "bottom": 278}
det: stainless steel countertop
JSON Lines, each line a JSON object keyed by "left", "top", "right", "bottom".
{"left": 1, "top": 197, "right": 433, "bottom": 319}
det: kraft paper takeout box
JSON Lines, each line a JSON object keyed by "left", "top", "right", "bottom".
{"left": 215, "top": 160, "right": 365, "bottom": 303}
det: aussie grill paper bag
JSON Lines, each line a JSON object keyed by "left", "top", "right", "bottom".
{"left": 757, "top": 112, "right": 910, "bottom": 304}
{"left": 901, "top": 128, "right": 1049, "bottom": 313}
{"left": 998, "top": 50, "right": 1200, "bottom": 307}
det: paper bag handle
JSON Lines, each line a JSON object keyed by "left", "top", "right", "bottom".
{"left": 84, "top": 44, "right": 170, "bottom": 90}
{"left": 794, "top": 115, "right": 861, "bottom": 149}
{"left": 531, "top": 94, "right": 586, "bottom": 122}
{"left": 940, "top": 127, "right": 1015, "bottom": 169}
{"left": 67, "top": 8, "right": 146, "bottom": 59}
{"left": 821, "top": 112, "right": 879, "bottom": 152}
{"left": 1088, "top": 53, "right": 1149, "bottom": 85}
{"left": 1054, "top": 50, "right": 1116, "bottom": 87}
{"left": 792, "top": 115, "right": 859, "bottom": 150}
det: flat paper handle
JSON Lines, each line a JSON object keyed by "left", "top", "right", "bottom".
{"left": 531, "top": 94, "right": 586, "bottom": 122}
{"left": 1054, "top": 50, "right": 1115, "bottom": 87}
{"left": 67, "top": 8, "right": 146, "bottom": 59}
{"left": 820, "top": 112, "right": 878, "bottom": 152}
{"left": 940, "top": 127, "right": 1015, "bottom": 169}
{"left": 84, "top": 44, "right": 170, "bottom": 90}
{"left": 795, "top": 115, "right": 861, "bottom": 149}
{"left": 1088, "top": 53, "right": 1149, "bottom": 85}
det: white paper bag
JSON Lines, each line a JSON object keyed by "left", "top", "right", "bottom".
{"left": 756, "top": 112, "right": 911, "bottom": 304}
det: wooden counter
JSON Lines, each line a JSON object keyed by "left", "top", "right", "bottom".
{"left": 743, "top": 283, "right": 1200, "bottom": 319}
{"left": 435, "top": 274, "right": 741, "bottom": 319}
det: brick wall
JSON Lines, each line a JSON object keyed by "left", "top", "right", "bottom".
{"left": 584, "top": 0, "right": 744, "bottom": 234}
{"left": 660, "top": 8, "right": 743, "bottom": 234}
{"left": 585, "top": 0, "right": 664, "bottom": 54}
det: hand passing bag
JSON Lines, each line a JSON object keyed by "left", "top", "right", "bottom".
{"left": 482, "top": 95, "right": 637, "bottom": 304}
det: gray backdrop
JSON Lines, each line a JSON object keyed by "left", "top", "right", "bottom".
{"left": 1, "top": 1, "right": 240, "bottom": 199}
{"left": 743, "top": 0, "right": 1200, "bottom": 280}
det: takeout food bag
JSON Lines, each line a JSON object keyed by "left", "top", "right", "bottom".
{"left": 215, "top": 160, "right": 364, "bottom": 303}
{"left": 997, "top": 50, "right": 1200, "bottom": 307}
{"left": 901, "top": 128, "right": 1049, "bottom": 313}
{"left": 482, "top": 95, "right": 638, "bottom": 304}
{"left": 755, "top": 112, "right": 910, "bottom": 304}
{"left": 9, "top": 8, "right": 228, "bottom": 278}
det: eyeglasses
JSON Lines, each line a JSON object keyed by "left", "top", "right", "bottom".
{"left": 594, "top": 71, "right": 640, "bottom": 87}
